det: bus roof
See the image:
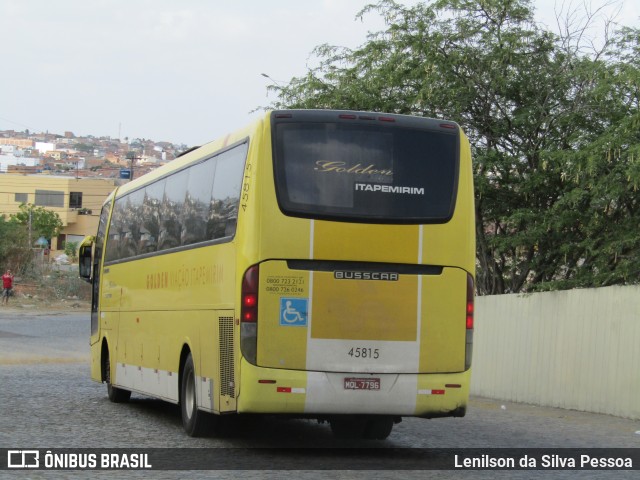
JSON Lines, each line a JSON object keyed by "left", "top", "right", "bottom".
{"left": 112, "top": 113, "right": 266, "bottom": 200}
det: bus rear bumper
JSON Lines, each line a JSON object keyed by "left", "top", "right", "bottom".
{"left": 237, "top": 359, "right": 470, "bottom": 418}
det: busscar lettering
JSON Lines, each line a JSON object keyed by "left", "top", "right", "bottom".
{"left": 334, "top": 271, "right": 399, "bottom": 281}
{"left": 354, "top": 183, "right": 425, "bottom": 195}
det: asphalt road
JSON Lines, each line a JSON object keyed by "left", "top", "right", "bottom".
{"left": 0, "top": 310, "right": 638, "bottom": 479}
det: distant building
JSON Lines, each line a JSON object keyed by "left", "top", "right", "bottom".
{"left": 0, "top": 154, "right": 40, "bottom": 173}
{"left": 1, "top": 138, "right": 34, "bottom": 149}
{"left": 0, "top": 175, "right": 117, "bottom": 251}
{"left": 35, "top": 142, "right": 55, "bottom": 155}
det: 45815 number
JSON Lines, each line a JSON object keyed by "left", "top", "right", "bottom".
{"left": 348, "top": 347, "right": 379, "bottom": 359}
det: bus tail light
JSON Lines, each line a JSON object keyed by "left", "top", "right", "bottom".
{"left": 240, "top": 265, "right": 259, "bottom": 365}
{"left": 465, "top": 273, "right": 474, "bottom": 370}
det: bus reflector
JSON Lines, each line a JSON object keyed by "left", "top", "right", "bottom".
{"left": 277, "top": 387, "right": 305, "bottom": 394}
{"left": 339, "top": 114, "right": 357, "bottom": 120}
{"left": 418, "top": 389, "right": 446, "bottom": 395}
{"left": 378, "top": 116, "right": 395, "bottom": 122}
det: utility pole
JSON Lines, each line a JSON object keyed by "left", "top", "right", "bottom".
{"left": 125, "top": 151, "right": 138, "bottom": 181}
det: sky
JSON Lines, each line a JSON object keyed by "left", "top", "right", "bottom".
{"left": 1, "top": 0, "right": 638, "bottom": 147}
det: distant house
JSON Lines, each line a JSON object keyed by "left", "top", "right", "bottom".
{"left": 47, "top": 150, "right": 68, "bottom": 161}
{"left": 0, "top": 175, "right": 117, "bottom": 251}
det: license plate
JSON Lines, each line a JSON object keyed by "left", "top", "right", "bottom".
{"left": 344, "top": 377, "right": 380, "bottom": 390}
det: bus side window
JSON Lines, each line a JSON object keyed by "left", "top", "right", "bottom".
{"left": 105, "top": 199, "right": 125, "bottom": 262}
{"left": 182, "top": 158, "right": 216, "bottom": 245}
{"left": 208, "top": 143, "right": 247, "bottom": 240}
{"left": 142, "top": 181, "right": 164, "bottom": 254}
{"left": 123, "top": 189, "right": 144, "bottom": 258}
{"left": 160, "top": 170, "right": 187, "bottom": 251}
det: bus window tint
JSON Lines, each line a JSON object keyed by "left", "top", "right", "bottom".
{"left": 274, "top": 122, "right": 458, "bottom": 223}
{"left": 141, "top": 180, "right": 164, "bottom": 254}
{"left": 105, "top": 198, "right": 125, "bottom": 262}
{"left": 160, "top": 170, "right": 187, "bottom": 251}
{"left": 208, "top": 143, "right": 247, "bottom": 239}
{"left": 183, "top": 158, "right": 216, "bottom": 245}
{"left": 122, "top": 189, "right": 145, "bottom": 257}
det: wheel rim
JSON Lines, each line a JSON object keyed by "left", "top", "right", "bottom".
{"left": 184, "top": 369, "right": 195, "bottom": 421}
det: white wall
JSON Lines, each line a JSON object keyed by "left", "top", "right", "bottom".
{"left": 35, "top": 142, "right": 55, "bottom": 154}
{"left": 471, "top": 285, "right": 640, "bottom": 419}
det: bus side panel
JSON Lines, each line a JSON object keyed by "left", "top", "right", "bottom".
{"left": 107, "top": 308, "right": 235, "bottom": 413}
{"left": 102, "top": 242, "right": 237, "bottom": 408}
{"left": 422, "top": 133, "right": 475, "bottom": 275}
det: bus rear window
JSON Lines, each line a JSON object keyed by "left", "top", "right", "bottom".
{"left": 273, "top": 119, "right": 459, "bottom": 223}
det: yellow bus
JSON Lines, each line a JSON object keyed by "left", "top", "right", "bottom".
{"left": 79, "top": 109, "right": 475, "bottom": 439}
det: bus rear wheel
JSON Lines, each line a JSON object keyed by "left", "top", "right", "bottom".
{"left": 329, "top": 415, "right": 367, "bottom": 439}
{"left": 363, "top": 416, "right": 395, "bottom": 440}
{"left": 180, "top": 353, "right": 212, "bottom": 437}
{"left": 105, "top": 355, "right": 131, "bottom": 403}
{"left": 330, "top": 415, "right": 395, "bottom": 440}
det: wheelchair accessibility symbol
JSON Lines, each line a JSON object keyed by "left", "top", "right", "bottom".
{"left": 280, "top": 297, "right": 308, "bottom": 327}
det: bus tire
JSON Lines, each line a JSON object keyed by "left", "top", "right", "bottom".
{"left": 363, "top": 416, "right": 394, "bottom": 440}
{"left": 329, "top": 415, "right": 367, "bottom": 439}
{"left": 181, "top": 353, "right": 212, "bottom": 437}
{"left": 105, "top": 354, "right": 131, "bottom": 403}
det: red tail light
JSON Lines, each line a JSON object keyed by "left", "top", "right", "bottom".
{"left": 241, "top": 265, "right": 259, "bottom": 323}
{"left": 465, "top": 273, "right": 474, "bottom": 370}
{"left": 241, "top": 265, "right": 259, "bottom": 365}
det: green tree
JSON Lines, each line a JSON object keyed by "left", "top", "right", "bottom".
{"left": 0, "top": 215, "right": 31, "bottom": 272}
{"left": 267, "top": 0, "right": 640, "bottom": 294}
{"left": 12, "top": 204, "right": 64, "bottom": 244}
{"left": 64, "top": 240, "right": 79, "bottom": 261}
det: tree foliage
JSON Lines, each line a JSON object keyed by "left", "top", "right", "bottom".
{"left": 267, "top": 0, "right": 640, "bottom": 294}
{"left": 0, "top": 216, "right": 31, "bottom": 272}
{"left": 12, "top": 204, "right": 64, "bottom": 242}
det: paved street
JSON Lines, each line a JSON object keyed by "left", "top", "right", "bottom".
{"left": 0, "top": 310, "right": 638, "bottom": 479}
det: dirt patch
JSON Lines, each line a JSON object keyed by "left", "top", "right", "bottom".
{"left": 5, "top": 268, "right": 91, "bottom": 312}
